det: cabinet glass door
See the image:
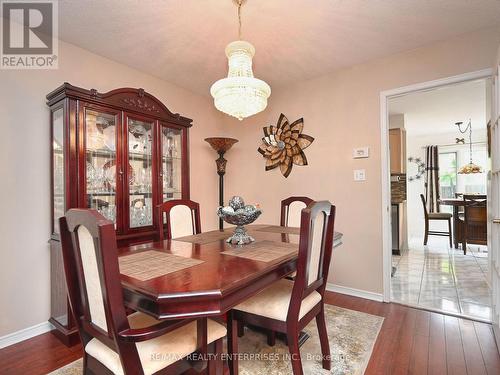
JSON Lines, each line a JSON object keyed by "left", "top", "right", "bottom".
{"left": 85, "top": 109, "right": 118, "bottom": 224}
{"left": 52, "top": 107, "right": 65, "bottom": 234}
{"left": 127, "top": 118, "right": 154, "bottom": 228}
{"left": 160, "top": 126, "right": 183, "bottom": 203}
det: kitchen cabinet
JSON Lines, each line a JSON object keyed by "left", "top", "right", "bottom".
{"left": 389, "top": 128, "right": 406, "bottom": 174}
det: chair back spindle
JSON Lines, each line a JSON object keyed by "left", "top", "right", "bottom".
{"left": 420, "top": 194, "right": 429, "bottom": 219}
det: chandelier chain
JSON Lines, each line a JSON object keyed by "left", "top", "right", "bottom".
{"left": 456, "top": 119, "right": 473, "bottom": 163}
{"left": 237, "top": 0, "right": 243, "bottom": 40}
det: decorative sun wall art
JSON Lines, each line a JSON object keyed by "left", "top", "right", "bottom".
{"left": 257, "top": 113, "right": 314, "bottom": 178}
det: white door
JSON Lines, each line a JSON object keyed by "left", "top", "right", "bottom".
{"left": 490, "top": 48, "right": 500, "bottom": 347}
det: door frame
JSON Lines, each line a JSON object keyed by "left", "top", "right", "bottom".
{"left": 380, "top": 68, "right": 493, "bottom": 302}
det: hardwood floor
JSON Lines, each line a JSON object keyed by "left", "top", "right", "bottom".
{"left": 1, "top": 292, "right": 499, "bottom": 374}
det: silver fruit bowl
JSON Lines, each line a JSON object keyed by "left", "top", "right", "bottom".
{"left": 217, "top": 196, "right": 262, "bottom": 245}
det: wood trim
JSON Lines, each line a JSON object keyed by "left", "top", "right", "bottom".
{"left": 0, "top": 321, "right": 54, "bottom": 349}
{"left": 325, "top": 283, "right": 384, "bottom": 302}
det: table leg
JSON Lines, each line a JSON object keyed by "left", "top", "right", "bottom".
{"left": 453, "top": 206, "right": 459, "bottom": 249}
{"left": 227, "top": 311, "right": 238, "bottom": 375}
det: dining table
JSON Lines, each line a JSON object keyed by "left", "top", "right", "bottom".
{"left": 118, "top": 224, "right": 343, "bottom": 373}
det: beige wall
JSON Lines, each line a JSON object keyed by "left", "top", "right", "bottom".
{"left": 220, "top": 26, "right": 500, "bottom": 295}
{"left": 0, "top": 40, "right": 223, "bottom": 336}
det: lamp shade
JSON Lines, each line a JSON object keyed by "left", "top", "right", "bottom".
{"left": 205, "top": 137, "right": 239, "bottom": 153}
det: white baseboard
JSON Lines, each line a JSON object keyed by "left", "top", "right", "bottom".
{"left": 326, "top": 283, "right": 384, "bottom": 302}
{"left": 0, "top": 321, "right": 54, "bottom": 349}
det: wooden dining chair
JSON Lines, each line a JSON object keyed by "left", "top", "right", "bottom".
{"left": 280, "top": 196, "right": 314, "bottom": 227}
{"left": 420, "top": 194, "right": 453, "bottom": 247}
{"left": 59, "top": 209, "right": 225, "bottom": 375}
{"left": 157, "top": 199, "right": 201, "bottom": 240}
{"left": 227, "top": 201, "right": 336, "bottom": 375}
{"left": 460, "top": 194, "right": 487, "bottom": 254}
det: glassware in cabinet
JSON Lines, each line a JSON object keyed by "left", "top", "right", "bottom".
{"left": 127, "top": 117, "right": 154, "bottom": 228}
{"left": 160, "top": 126, "right": 183, "bottom": 203}
{"left": 52, "top": 107, "right": 65, "bottom": 234}
{"left": 84, "top": 108, "right": 118, "bottom": 224}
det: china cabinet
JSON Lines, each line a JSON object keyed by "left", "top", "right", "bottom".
{"left": 47, "top": 83, "right": 192, "bottom": 345}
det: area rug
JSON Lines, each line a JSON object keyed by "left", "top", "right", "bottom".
{"left": 49, "top": 305, "right": 383, "bottom": 375}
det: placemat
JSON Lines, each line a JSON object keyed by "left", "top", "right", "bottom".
{"left": 174, "top": 230, "right": 231, "bottom": 245}
{"left": 222, "top": 240, "right": 298, "bottom": 262}
{"left": 256, "top": 225, "right": 300, "bottom": 235}
{"left": 119, "top": 250, "right": 204, "bottom": 281}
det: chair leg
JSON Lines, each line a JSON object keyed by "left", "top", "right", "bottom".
{"left": 227, "top": 311, "right": 239, "bottom": 375}
{"left": 237, "top": 321, "right": 245, "bottom": 337}
{"left": 423, "top": 219, "right": 429, "bottom": 245}
{"left": 82, "top": 352, "right": 92, "bottom": 375}
{"left": 448, "top": 218, "right": 452, "bottom": 248}
{"left": 316, "top": 306, "right": 331, "bottom": 371}
{"left": 287, "top": 326, "right": 304, "bottom": 375}
{"left": 267, "top": 330, "right": 276, "bottom": 347}
{"left": 462, "top": 229, "right": 467, "bottom": 255}
{"left": 207, "top": 338, "right": 223, "bottom": 375}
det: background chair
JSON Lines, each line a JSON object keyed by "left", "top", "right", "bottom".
{"left": 59, "top": 209, "right": 225, "bottom": 375}
{"left": 228, "top": 201, "right": 336, "bottom": 375}
{"left": 280, "top": 196, "right": 314, "bottom": 227}
{"left": 459, "top": 194, "right": 487, "bottom": 254}
{"left": 420, "top": 194, "right": 453, "bottom": 247}
{"left": 157, "top": 199, "right": 201, "bottom": 240}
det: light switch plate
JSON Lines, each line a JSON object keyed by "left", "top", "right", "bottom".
{"left": 353, "top": 147, "right": 369, "bottom": 158}
{"left": 354, "top": 169, "right": 366, "bottom": 181}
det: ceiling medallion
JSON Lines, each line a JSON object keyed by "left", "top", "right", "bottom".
{"left": 210, "top": 0, "right": 271, "bottom": 121}
{"left": 258, "top": 114, "right": 314, "bottom": 178}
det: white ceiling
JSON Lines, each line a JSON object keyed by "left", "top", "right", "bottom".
{"left": 388, "top": 79, "right": 487, "bottom": 135}
{"left": 58, "top": 0, "right": 500, "bottom": 96}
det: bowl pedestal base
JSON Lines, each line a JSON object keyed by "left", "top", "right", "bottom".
{"left": 226, "top": 225, "right": 255, "bottom": 245}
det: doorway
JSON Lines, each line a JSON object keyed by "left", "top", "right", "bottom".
{"left": 381, "top": 69, "right": 493, "bottom": 321}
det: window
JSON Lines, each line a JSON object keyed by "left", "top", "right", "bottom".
{"left": 438, "top": 145, "right": 488, "bottom": 202}
{"left": 439, "top": 152, "right": 457, "bottom": 199}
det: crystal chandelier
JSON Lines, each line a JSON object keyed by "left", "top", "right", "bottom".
{"left": 210, "top": 0, "right": 271, "bottom": 121}
{"left": 455, "top": 119, "right": 482, "bottom": 174}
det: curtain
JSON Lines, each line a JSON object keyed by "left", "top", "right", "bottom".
{"left": 425, "top": 145, "right": 440, "bottom": 213}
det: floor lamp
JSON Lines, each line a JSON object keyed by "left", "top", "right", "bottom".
{"left": 205, "top": 137, "right": 239, "bottom": 230}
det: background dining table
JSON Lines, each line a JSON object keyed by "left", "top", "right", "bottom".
{"left": 118, "top": 224, "right": 343, "bottom": 374}
{"left": 439, "top": 198, "right": 465, "bottom": 248}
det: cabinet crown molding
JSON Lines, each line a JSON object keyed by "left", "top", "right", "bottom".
{"left": 46, "top": 83, "right": 193, "bottom": 127}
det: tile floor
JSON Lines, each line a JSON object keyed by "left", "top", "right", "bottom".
{"left": 391, "top": 237, "right": 492, "bottom": 321}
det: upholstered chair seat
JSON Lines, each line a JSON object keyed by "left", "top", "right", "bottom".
{"left": 428, "top": 212, "right": 452, "bottom": 219}
{"left": 86, "top": 312, "right": 226, "bottom": 375}
{"left": 234, "top": 279, "right": 321, "bottom": 322}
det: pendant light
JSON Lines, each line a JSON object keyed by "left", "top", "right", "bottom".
{"left": 210, "top": 0, "right": 271, "bottom": 121}
{"left": 455, "top": 119, "right": 482, "bottom": 174}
